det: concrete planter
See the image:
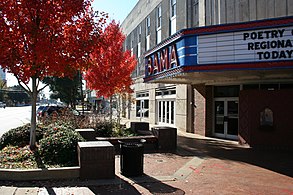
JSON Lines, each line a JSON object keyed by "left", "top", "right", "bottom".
{"left": 0, "top": 167, "right": 79, "bottom": 181}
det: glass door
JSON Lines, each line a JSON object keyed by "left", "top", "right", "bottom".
{"left": 157, "top": 100, "right": 175, "bottom": 125}
{"left": 136, "top": 99, "right": 149, "bottom": 119}
{"left": 214, "top": 98, "right": 238, "bottom": 140}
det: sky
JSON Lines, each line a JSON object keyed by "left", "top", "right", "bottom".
{"left": 92, "top": 0, "right": 138, "bottom": 23}
{"left": 5, "top": 0, "right": 138, "bottom": 89}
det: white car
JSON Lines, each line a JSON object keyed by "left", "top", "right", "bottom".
{"left": 0, "top": 102, "right": 6, "bottom": 108}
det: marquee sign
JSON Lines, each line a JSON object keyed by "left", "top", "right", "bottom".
{"left": 145, "top": 36, "right": 198, "bottom": 78}
{"left": 145, "top": 44, "right": 179, "bottom": 76}
{"left": 198, "top": 26, "right": 293, "bottom": 64}
{"left": 144, "top": 17, "right": 293, "bottom": 82}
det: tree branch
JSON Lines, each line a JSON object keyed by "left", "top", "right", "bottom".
{"left": 37, "top": 83, "right": 49, "bottom": 94}
{"left": 14, "top": 74, "right": 32, "bottom": 96}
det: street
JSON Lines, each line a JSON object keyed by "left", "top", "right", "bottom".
{"left": 0, "top": 106, "right": 31, "bottom": 137}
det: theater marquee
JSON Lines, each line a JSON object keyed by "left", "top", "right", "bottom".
{"left": 144, "top": 17, "right": 293, "bottom": 83}
{"left": 198, "top": 26, "right": 293, "bottom": 64}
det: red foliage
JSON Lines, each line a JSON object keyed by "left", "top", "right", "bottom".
{"left": 85, "top": 20, "right": 136, "bottom": 98}
{"left": 0, "top": 0, "right": 107, "bottom": 83}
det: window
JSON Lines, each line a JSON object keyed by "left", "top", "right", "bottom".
{"left": 136, "top": 92, "right": 149, "bottom": 118}
{"left": 214, "top": 86, "right": 240, "bottom": 97}
{"left": 157, "top": 5, "right": 162, "bottom": 29}
{"left": 193, "top": 0, "right": 199, "bottom": 27}
{"left": 156, "top": 87, "right": 176, "bottom": 125}
{"left": 136, "top": 100, "right": 149, "bottom": 118}
{"left": 137, "top": 25, "right": 141, "bottom": 62}
{"left": 170, "top": 0, "right": 176, "bottom": 35}
{"left": 156, "top": 4, "right": 162, "bottom": 44}
{"left": 171, "top": 0, "right": 176, "bottom": 18}
{"left": 157, "top": 100, "right": 175, "bottom": 125}
{"left": 146, "top": 15, "right": 151, "bottom": 50}
{"left": 146, "top": 15, "right": 150, "bottom": 36}
{"left": 138, "top": 24, "right": 142, "bottom": 43}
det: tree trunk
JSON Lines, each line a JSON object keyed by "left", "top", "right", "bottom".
{"left": 109, "top": 96, "right": 113, "bottom": 121}
{"left": 117, "top": 94, "right": 121, "bottom": 127}
{"left": 29, "top": 77, "right": 38, "bottom": 150}
{"left": 79, "top": 71, "right": 84, "bottom": 114}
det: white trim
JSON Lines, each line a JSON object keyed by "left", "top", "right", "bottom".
{"left": 156, "top": 94, "right": 176, "bottom": 99}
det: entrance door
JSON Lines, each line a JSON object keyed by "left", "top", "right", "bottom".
{"left": 214, "top": 98, "right": 238, "bottom": 140}
{"left": 157, "top": 100, "right": 175, "bottom": 125}
{"left": 136, "top": 99, "right": 149, "bottom": 119}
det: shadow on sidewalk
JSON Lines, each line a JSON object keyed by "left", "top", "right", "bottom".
{"left": 177, "top": 135, "right": 293, "bottom": 177}
{"left": 124, "top": 174, "right": 185, "bottom": 195}
{"left": 0, "top": 174, "right": 185, "bottom": 195}
{"left": 0, "top": 177, "right": 140, "bottom": 194}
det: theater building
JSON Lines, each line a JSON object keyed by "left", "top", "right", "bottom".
{"left": 121, "top": 0, "right": 293, "bottom": 149}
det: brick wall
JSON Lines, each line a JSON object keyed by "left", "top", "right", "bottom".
{"left": 239, "top": 89, "right": 293, "bottom": 149}
{"left": 193, "top": 85, "right": 213, "bottom": 136}
{"left": 194, "top": 84, "right": 206, "bottom": 136}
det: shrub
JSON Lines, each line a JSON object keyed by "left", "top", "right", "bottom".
{"left": 0, "top": 124, "right": 45, "bottom": 150}
{"left": 43, "top": 121, "right": 75, "bottom": 136}
{"left": 38, "top": 125, "right": 85, "bottom": 166}
{"left": 95, "top": 120, "right": 114, "bottom": 137}
{"left": 115, "top": 127, "right": 137, "bottom": 137}
{"left": 0, "top": 145, "right": 37, "bottom": 169}
{"left": 95, "top": 120, "right": 137, "bottom": 137}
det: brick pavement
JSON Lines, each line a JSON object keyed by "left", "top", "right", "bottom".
{"left": 0, "top": 132, "right": 292, "bottom": 195}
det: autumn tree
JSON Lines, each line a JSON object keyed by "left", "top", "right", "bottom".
{"left": 0, "top": 0, "right": 106, "bottom": 149}
{"left": 85, "top": 20, "right": 136, "bottom": 112}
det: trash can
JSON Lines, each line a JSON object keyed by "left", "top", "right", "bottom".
{"left": 119, "top": 139, "right": 146, "bottom": 177}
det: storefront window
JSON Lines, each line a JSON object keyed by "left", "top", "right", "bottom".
{"left": 157, "top": 100, "right": 175, "bottom": 125}
{"left": 136, "top": 99, "right": 149, "bottom": 118}
{"left": 214, "top": 86, "right": 240, "bottom": 97}
{"left": 136, "top": 92, "right": 149, "bottom": 118}
{"left": 156, "top": 87, "right": 176, "bottom": 125}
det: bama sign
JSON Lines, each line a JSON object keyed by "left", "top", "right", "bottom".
{"left": 145, "top": 36, "right": 198, "bottom": 78}
{"left": 145, "top": 44, "right": 179, "bottom": 77}
{"left": 198, "top": 26, "right": 293, "bottom": 64}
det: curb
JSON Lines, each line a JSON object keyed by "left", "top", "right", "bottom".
{"left": 0, "top": 167, "right": 79, "bottom": 181}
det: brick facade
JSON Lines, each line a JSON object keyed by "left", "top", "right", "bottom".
{"left": 239, "top": 89, "right": 293, "bottom": 149}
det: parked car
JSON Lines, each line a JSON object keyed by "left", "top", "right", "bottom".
{"left": 37, "top": 105, "right": 46, "bottom": 113}
{"left": 37, "top": 105, "right": 79, "bottom": 120}
{"left": 37, "top": 105, "right": 62, "bottom": 119}
{"left": 0, "top": 102, "right": 6, "bottom": 108}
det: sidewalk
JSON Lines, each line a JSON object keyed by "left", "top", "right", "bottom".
{"left": 0, "top": 132, "right": 292, "bottom": 195}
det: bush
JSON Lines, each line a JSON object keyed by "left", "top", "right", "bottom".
{"left": 38, "top": 124, "right": 85, "bottom": 166}
{"left": 95, "top": 120, "right": 114, "bottom": 137}
{"left": 114, "top": 127, "right": 137, "bottom": 137}
{"left": 0, "top": 145, "right": 36, "bottom": 169}
{"left": 43, "top": 121, "right": 75, "bottom": 136}
{"left": 95, "top": 120, "right": 137, "bottom": 137}
{"left": 0, "top": 124, "right": 45, "bottom": 150}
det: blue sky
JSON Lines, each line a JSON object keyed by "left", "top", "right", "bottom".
{"left": 92, "top": 0, "right": 138, "bottom": 23}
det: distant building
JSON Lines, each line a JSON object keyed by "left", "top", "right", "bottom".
{"left": 121, "top": 0, "right": 293, "bottom": 149}
{"left": 0, "top": 66, "right": 6, "bottom": 84}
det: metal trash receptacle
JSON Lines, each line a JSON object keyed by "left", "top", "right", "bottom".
{"left": 119, "top": 139, "right": 146, "bottom": 177}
